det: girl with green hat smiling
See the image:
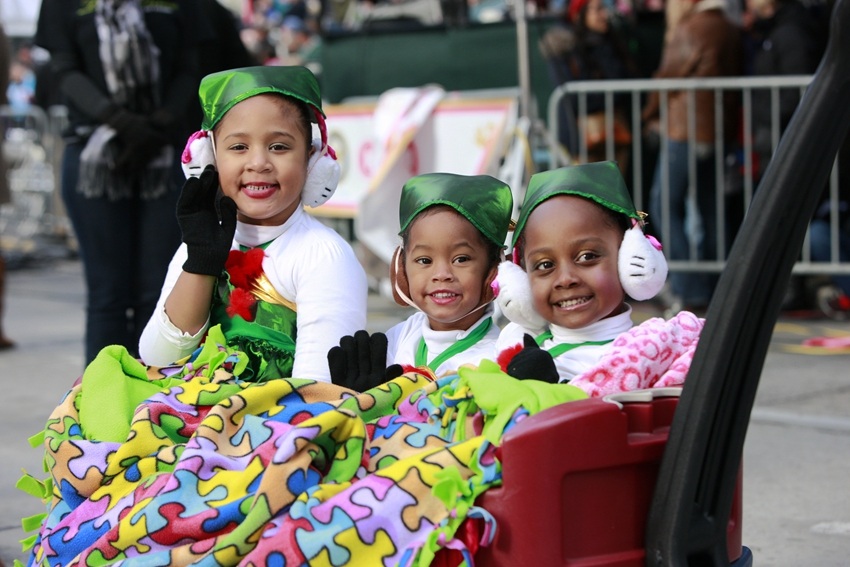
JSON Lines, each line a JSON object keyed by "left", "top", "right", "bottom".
{"left": 495, "top": 161, "right": 668, "bottom": 383}
{"left": 382, "top": 173, "right": 513, "bottom": 378}
{"left": 139, "top": 66, "right": 367, "bottom": 382}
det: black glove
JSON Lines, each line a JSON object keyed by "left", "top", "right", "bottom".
{"left": 506, "top": 334, "right": 560, "bottom": 384}
{"left": 102, "top": 107, "right": 169, "bottom": 172}
{"left": 328, "top": 330, "right": 404, "bottom": 392}
{"left": 177, "top": 165, "right": 237, "bottom": 277}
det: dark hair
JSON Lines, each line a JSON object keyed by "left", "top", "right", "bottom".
{"left": 598, "top": 201, "right": 632, "bottom": 234}
{"left": 400, "top": 205, "right": 503, "bottom": 270}
{"left": 213, "top": 93, "right": 313, "bottom": 152}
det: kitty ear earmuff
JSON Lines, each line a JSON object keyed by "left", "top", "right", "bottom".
{"left": 492, "top": 259, "right": 548, "bottom": 332}
{"left": 303, "top": 138, "right": 341, "bottom": 208}
{"left": 181, "top": 130, "right": 216, "bottom": 179}
{"left": 617, "top": 219, "right": 668, "bottom": 301}
{"left": 302, "top": 109, "right": 341, "bottom": 208}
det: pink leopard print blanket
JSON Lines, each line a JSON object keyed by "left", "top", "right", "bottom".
{"left": 570, "top": 311, "right": 705, "bottom": 397}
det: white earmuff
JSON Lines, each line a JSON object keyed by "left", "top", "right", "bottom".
{"left": 181, "top": 130, "right": 216, "bottom": 179}
{"left": 618, "top": 224, "right": 668, "bottom": 301}
{"left": 492, "top": 260, "right": 548, "bottom": 332}
{"left": 302, "top": 138, "right": 341, "bottom": 208}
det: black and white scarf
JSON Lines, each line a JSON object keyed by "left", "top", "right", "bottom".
{"left": 96, "top": 0, "right": 160, "bottom": 112}
{"left": 79, "top": 0, "right": 173, "bottom": 201}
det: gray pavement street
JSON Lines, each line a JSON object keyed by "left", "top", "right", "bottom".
{"left": 1, "top": 259, "right": 849, "bottom": 566}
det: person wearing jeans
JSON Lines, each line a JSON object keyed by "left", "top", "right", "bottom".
{"left": 61, "top": 142, "right": 183, "bottom": 362}
{"left": 642, "top": 0, "right": 742, "bottom": 310}
{"left": 35, "top": 0, "right": 206, "bottom": 364}
{"left": 649, "top": 140, "right": 719, "bottom": 308}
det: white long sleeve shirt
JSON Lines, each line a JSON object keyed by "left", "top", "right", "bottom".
{"left": 385, "top": 306, "right": 500, "bottom": 377}
{"left": 139, "top": 206, "right": 368, "bottom": 382}
{"left": 496, "top": 305, "right": 634, "bottom": 383}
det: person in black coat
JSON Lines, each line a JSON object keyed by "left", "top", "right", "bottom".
{"left": 749, "top": 0, "right": 822, "bottom": 180}
{"left": 35, "top": 0, "right": 209, "bottom": 365}
{"left": 539, "top": 0, "right": 638, "bottom": 162}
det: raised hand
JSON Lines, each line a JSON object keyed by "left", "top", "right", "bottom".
{"left": 177, "top": 165, "right": 237, "bottom": 277}
{"left": 328, "top": 330, "right": 404, "bottom": 392}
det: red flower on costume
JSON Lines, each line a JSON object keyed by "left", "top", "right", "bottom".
{"left": 226, "top": 287, "right": 256, "bottom": 321}
{"left": 225, "top": 248, "right": 265, "bottom": 289}
{"left": 224, "top": 248, "right": 266, "bottom": 321}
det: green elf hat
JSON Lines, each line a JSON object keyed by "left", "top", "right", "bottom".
{"left": 398, "top": 172, "right": 514, "bottom": 248}
{"left": 198, "top": 65, "right": 324, "bottom": 131}
{"left": 512, "top": 161, "right": 640, "bottom": 248}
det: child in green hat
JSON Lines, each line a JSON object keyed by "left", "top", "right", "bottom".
{"left": 385, "top": 172, "right": 514, "bottom": 377}
{"left": 139, "top": 66, "right": 367, "bottom": 382}
{"left": 327, "top": 172, "right": 513, "bottom": 387}
{"left": 495, "top": 161, "right": 668, "bottom": 383}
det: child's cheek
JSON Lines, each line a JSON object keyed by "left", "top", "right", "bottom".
{"left": 529, "top": 276, "right": 550, "bottom": 314}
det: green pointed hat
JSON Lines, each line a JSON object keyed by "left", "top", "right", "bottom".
{"left": 512, "top": 161, "right": 639, "bottom": 247}
{"left": 198, "top": 66, "right": 323, "bottom": 131}
{"left": 398, "top": 173, "right": 514, "bottom": 248}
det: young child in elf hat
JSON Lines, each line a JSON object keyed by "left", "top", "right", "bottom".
{"left": 139, "top": 66, "right": 367, "bottom": 382}
{"left": 387, "top": 173, "right": 514, "bottom": 375}
{"left": 495, "top": 161, "right": 669, "bottom": 384}
{"left": 327, "top": 173, "right": 513, "bottom": 389}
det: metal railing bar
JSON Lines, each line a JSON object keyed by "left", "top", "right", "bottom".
{"left": 715, "top": 88, "right": 725, "bottom": 260}
{"left": 743, "top": 88, "right": 754, "bottom": 211}
{"left": 830, "top": 154, "right": 840, "bottom": 264}
{"left": 547, "top": 83, "right": 568, "bottom": 169}
{"left": 660, "top": 90, "right": 670, "bottom": 257}
{"left": 687, "top": 88, "right": 698, "bottom": 261}
{"left": 563, "top": 75, "right": 814, "bottom": 94}
{"left": 543, "top": 74, "right": 850, "bottom": 278}
{"left": 771, "top": 87, "right": 780, "bottom": 154}
{"left": 632, "top": 90, "right": 643, "bottom": 212}
{"left": 579, "top": 91, "right": 588, "bottom": 163}
{"left": 605, "top": 90, "right": 615, "bottom": 161}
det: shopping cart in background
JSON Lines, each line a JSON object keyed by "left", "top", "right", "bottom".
{"left": 0, "top": 104, "right": 71, "bottom": 267}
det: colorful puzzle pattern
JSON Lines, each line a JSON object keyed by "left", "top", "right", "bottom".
{"left": 19, "top": 331, "right": 584, "bottom": 567}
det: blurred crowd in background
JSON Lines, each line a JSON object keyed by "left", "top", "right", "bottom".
{"left": 0, "top": 0, "right": 844, "bottom": 338}
{"left": 0, "top": 0, "right": 835, "bottom": 110}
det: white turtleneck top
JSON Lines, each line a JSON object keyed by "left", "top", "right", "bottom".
{"left": 385, "top": 305, "right": 500, "bottom": 378}
{"left": 139, "top": 206, "right": 367, "bottom": 381}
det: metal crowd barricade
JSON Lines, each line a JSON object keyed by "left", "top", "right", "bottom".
{"left": 546, "top": 75, "right": 850, "bottom": 278}
{"left": 0, "top": 104, "right": 70, "bottom": 259}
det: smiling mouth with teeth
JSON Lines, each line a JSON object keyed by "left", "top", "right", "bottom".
{"left": 556, "top": 296, "right": 591, "bottom": 308}
{"left": 431, "top": 292, "right": 459, "bottom": 298}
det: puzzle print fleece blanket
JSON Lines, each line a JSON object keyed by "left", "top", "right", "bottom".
{"left": 18, "top": 327, "right": 588, "bottom": 567}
